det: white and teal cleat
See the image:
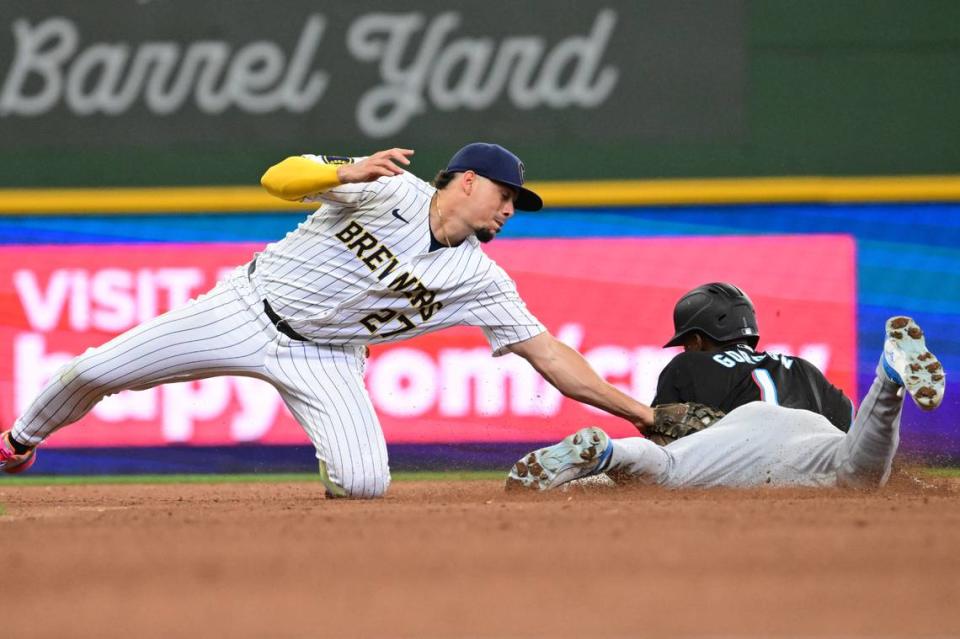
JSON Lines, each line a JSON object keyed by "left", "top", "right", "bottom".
{"left": 505, "top": 426, "right": 613, "bottom": 491}
{"left": 881, "top": 316, "right": 945, "bottom": 411}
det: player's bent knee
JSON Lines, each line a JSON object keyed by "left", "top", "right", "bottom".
{"left": 345, "top": 468, "right": 391, "bottom": 499}
{"left": 343, "top": 481, "right": 389, "bottom": 499}
{"left": 319, "top": 460, "right": 391, "bottom": 499}
{"left": 329, "top": 478, "right": 390, "bottom": 499}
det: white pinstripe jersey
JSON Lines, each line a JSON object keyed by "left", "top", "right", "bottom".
{"left": 251, "top": 155, "right": 546, "bottom": 354}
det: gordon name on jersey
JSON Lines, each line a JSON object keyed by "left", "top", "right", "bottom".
{"left": 653, "top": 344, "right": 854, "bottom": 432}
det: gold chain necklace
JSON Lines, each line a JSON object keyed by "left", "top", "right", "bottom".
{"left": 434, "top": 193, "right": 452, "bottom": 248}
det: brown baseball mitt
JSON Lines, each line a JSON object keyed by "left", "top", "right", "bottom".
{"left": 647, "top": 402, "right": 726, "bottom": 445}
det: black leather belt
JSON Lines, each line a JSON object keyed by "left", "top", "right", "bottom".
{"left": 248, "top": 260, "right": 309, "bottom": 342}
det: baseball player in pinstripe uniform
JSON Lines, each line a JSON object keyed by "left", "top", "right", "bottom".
{"left": 0, "top": 143, "right": 656, "bottom": 498}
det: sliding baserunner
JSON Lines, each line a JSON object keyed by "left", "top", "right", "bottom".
{"left": 507, "top": 316, "right": 944, "bottom": 490}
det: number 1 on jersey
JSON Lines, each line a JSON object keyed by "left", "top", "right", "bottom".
{"left": 752, "top": 369, "right": 780, "bottom": 405}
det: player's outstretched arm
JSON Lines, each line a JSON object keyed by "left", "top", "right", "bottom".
{"left": 507, "top": 332, "right": 654, "bottom": 432}
{"left": 261, "top": 148, "right": 414, "bottom": 202}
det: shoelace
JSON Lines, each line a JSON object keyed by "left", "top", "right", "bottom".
{"left": 0, "top": 439, "right": 34, "bottom": 472}
{"left": 0, "top": 441, "right": 19, "bottom": 462}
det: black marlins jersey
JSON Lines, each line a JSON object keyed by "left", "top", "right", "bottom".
{"left": 652, "top": 344, "right": 853, "bottom": 432}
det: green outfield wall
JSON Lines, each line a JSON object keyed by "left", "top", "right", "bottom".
{"left": 0, "top": 1, "right": 957, "bottom": 186}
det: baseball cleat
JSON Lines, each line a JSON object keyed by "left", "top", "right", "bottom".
{"left": 505, "top": 426, "right": 613, "bottom": 491}
{"left": 881, "top": 316, "right": 945, "bottom": 411}
{"left": 0, "top": 431, "right": 36, "bottom": 474}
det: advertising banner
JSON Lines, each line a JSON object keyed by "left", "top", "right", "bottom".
{"left": 0, "top": 235, "right": 855, "bottom": 448}
{"left": 3, "top": 2, "right": 958, "bottom": 185}
{"left": 0, "top": 1, "right": 744, "bottom": 149}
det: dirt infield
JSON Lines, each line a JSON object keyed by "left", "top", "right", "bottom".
{"left": 2, "top": 472, "right": 959, "bottom": 639}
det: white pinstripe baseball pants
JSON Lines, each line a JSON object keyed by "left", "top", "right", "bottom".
{"left": 607, "top": 370, "right": 905, "bottom": 489}
{"left": 12, "top": 266, "right": 390, "bottom": 498}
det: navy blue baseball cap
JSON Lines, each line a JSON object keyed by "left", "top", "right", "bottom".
{"left": 445, "top": 143, "right": 543, "bottom": 211}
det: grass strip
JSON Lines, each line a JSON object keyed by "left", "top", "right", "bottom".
{"left": 7, "top": 467, "right": 955, "bottom": 486}
{"left": 922, "top": 467, "right": 960, "bottom": 478}
{"left": 0, "top": 470, "right": 504, "bottom": 486}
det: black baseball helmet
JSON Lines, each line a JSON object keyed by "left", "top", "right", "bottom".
{"left": 664, "top": 282, "right": 759, "bottom": 348}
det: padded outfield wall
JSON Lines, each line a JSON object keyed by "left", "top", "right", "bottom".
{"left": 0, "top": 1, "right": 958, "bottom": 472}
{"left": 0, "top": 194, "right": 957, "bottom": 473}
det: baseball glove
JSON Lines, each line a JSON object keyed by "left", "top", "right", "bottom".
{"left": 647, "top": 402, "right": 726, "bottom": 445}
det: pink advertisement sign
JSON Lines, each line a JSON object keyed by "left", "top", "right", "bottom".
{"left": 0, "top": 236, "right": 856, "bottom": 447}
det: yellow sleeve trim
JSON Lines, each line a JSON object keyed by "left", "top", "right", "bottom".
{"left": 260, "top": 156, "right": 342, "bottom": 202}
